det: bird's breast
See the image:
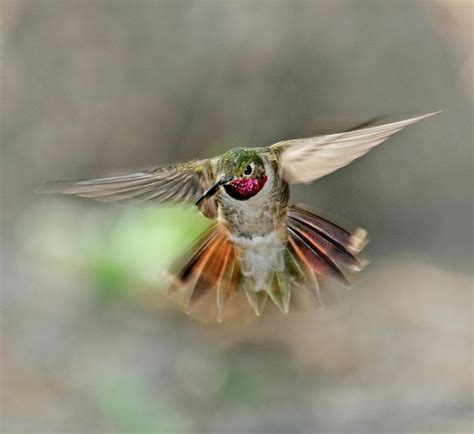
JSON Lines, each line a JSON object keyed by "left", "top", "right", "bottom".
{"left": 218, "top": 194, "right": 279, "bottom": 239}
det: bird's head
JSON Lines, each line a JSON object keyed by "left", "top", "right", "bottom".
{"left": 195, "top": 148, "right": 268, "bottom": 205}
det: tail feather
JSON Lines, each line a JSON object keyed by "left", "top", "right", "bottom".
{"left": 165, "top": 205, "right": 368, "bottom": 320}
{"left": 186, "top": 233, "right": 227, "bottom": 308}
{"left": 216, "top": 244, "right": 234, "bottom": 322}
{"left": 288, "top": 226, "right": 351, "bottom": 289}
{"left": 169, "top": 224, "right": 221, "bottom": 286}
{"left": 267, "top": 271, "right": 291, "bottom": 314}
{"left": 288, "top": 206, "right": 368, "bottom": 253}
{"left": 243, "top": 284, "right": 268, "bottom": 316}
{"left": 287, "top": 238, "right": 322, "bottom": 306}
{"left": 166, "top": 225, "right": 242, "bottom": 319}
{"left": 216, "top": 244, "right": 239, "bottom": 322}
{"left": 287, "top": 217, "right": 362, "bottom": 271}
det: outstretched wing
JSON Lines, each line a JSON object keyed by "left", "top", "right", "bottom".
{"left": 271, "top": 112, "right": 440, "bottom": 184}
{"left": 37, "top": 159, "right": 214, "bottom": 205}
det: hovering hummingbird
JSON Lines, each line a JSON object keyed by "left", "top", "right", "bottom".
{"left": 39, "top": 112, "right": 438, "bottom": 320}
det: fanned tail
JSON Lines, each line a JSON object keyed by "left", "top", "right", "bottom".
{"left": 165, "top": 205, "right": 368, "bottom": 321}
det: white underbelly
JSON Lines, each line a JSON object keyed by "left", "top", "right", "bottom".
{"left": 230, "top": 231, "right": 286, "bottom": 291}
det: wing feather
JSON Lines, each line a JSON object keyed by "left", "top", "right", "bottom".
{"left": 272, "top": 112, "right": 440, "bottom": 183}
{"left": 37, "top": 160, "right": 211, "bottom": 206}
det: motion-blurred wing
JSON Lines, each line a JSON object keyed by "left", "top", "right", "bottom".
{"left": 37, "top": 160, "right": 212, "bottom": 205}
{"left": 272, "top": 112, "right": 440, "bottom": 184}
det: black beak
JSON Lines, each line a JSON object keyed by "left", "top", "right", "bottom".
{"left": 195, "top": 175, "right": 234, "bottom": 206}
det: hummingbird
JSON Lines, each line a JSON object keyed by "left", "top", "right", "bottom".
{"left": 39, "top": 112, "right": 439, "bottom": 321}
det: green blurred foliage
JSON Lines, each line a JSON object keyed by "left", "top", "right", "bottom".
{"left": 20, "top": 201, "right": 212, "bottom": 300}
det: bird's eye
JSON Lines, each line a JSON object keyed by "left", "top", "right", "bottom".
{"left": 243, "top": 163, "right": 254, "bottom": 177}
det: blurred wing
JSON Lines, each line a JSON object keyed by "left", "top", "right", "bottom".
{"left": 272, "top": 112, "right": 440, "bottom": 184}
{"left": 37, "top": 160, "right": 212, "bottom": 205}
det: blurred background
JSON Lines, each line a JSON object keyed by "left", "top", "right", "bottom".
{"left": 1, "top": 1, "right": 472, "bottom": 433}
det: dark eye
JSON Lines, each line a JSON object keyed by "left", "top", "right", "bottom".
{"left": 243, "top": 164, "right": 254, "bottom": 176}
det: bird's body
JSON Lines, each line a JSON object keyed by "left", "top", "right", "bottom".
{"left": 39, "top": 112, "right": 439, "bottom": 320}
{"left": 214, "top": 147, "right": 289, "bottom": 292}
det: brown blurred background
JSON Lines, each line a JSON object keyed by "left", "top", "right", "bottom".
{"left": 1, "top": 1, "right": 472, "bottom": 433}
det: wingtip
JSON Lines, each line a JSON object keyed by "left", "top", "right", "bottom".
{"left": 393, "top": 110, "right": 443, "bottom": 128}
{"left": 34, "top": 180, "right": 78, "bottom": 195}
{"left": 389, "top": 110, "right": 442, "bottom": 132}
{"left": 418, "top": 110, "right": 443, "bottom": 120}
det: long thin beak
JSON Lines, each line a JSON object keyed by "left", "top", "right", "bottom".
{"left": 195, "top": 175, "right": 234, "bottom": 206}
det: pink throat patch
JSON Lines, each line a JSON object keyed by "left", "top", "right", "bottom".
{"left": 225, "top": 176, "right": 268, "bottom": 200}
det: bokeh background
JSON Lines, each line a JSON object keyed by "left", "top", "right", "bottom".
{"left": 1, "top": 1, "right": 472, "bottom": 433}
